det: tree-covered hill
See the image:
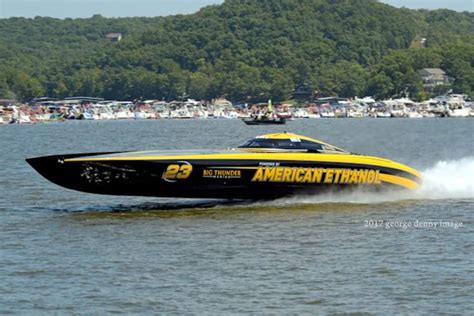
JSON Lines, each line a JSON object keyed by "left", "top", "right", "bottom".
{"left": 0, "top": 0, "right": 473, "bottom": 102}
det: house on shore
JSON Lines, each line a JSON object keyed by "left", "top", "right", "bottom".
{"left": 419, "top": 68, "right": 452, "bottom": 88}
{"left": 105, "top": 32, "right": 122, "bottom": 42}
{"left": 292, "top": 83, "right": 313, "bottom": 100}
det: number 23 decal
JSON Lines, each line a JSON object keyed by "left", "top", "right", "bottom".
{"left": 162, "top": 162, "right": 193, "bottom": 182}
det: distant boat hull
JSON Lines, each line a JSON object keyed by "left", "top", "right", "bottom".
{"left": 242, "top": 118, "right": 286, "bottom": 125}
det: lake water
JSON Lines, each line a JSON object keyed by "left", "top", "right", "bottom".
{"left": 1, "top": 118, "right": 473, "bottom": 314}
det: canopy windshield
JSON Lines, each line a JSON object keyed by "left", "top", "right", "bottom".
{"left": 238, "top": 137, "right": 349, "bottom": 154}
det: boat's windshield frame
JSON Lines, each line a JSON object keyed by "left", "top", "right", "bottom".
{"left": 237, "top": 137, "right": 349, "bottom": 154}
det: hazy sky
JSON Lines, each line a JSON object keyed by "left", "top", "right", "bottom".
{"left": 0, "top": 0, "right": 472, "bottom": 19}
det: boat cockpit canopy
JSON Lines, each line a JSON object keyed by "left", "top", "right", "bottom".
{"left": 238, "top": 135, "right": 349, "bottom": 154}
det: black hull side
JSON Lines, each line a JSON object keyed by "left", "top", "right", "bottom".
{"left": 27, "top": 155, "right": 414, "bottom": 200}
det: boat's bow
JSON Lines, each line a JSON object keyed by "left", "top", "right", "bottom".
{"left": 26, "top": 152, "right": 122, "bottom": 194}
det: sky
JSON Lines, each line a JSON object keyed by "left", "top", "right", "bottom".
{"left": 0, "top": 0, "right": 472, "bottom": 19}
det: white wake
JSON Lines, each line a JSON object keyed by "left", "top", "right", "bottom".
{"left": 417, "top": 157, "right": 474, "bottom": 199}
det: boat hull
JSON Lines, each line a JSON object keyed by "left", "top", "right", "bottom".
{"left": 27, "top": 152, "right": 421, "bottom": 200}
{"left": 242, "top": 118, "right": 286, "bottom": 125}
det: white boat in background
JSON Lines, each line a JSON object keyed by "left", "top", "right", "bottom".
{"left": 80, "top": 111, "right": 95, "bottom": 120}
{"left": 376, "top": 111, "right": 391, "bottom": 118}
{"left": 212, "top": 98, "right": 233, "bottom": 108}
{"left": 293, "top": 108, "right": 310, "bottom": 118}
{"left": 447, "top": 95, "right": 470, "bottom": 117}
{"left": 308, "top": 112, "right": 321, "bottom": 118}
{"left": 390, "top": 102, "right": 408, "bottom": 118}
{"left": 319, "top": 104, "right": 335, "bottom": 118}
{"left": 192, "top": 109, "right": 209, "bottom": 119}
{"left": 108, "top": 102, "right": 134, "bottom": 119}
{"left": 394, "top": 98, "right": 415, "bottom": 107}
{"left": 35, "top": 113, "right": 52, "bottom": 121}
{"left": 133, "top": 102, "right": 158, "bottom": 119}
{"left": 152, "top": 101, "right": 171, "bottom": 119}
{"left": 346, "top": 105, "right": 365, "bottom": 118}
{"left": 433, "top": 94, "right": 469, "bottom": 117}
{"left": 114, "top": 110, "right": 134, "bottom": 119}
{"left": 276, "top": 110, "right": 292, "bottom": 119}
{"left": 156, "top": 111, "right": 170, "bottom": 119}
{"left": 97, "top": 107, "right": 115, "bottom": 120}
{"left": 134, "top": 111, "right": 154, "bottom": 119}
{"left": 0, "top": 106, "right": 5, "bottom": 124}
{"left": 14, "top": 114, "right": 32, "bottom": 124}
{"left": 209, "top": 109, "right": 225, "bottom": 119}
{"left": 370, "top": 102, "right": 391, "bottom": 118}
{"left": 417, "top": 103, "right": 436, "bottom": 117}
{"left": 426, "top": 101, "right": 447, "bottom": 117}
{"left": 408, "top": 111, "right": 423, "bottom": 118}
{"left": 170, "top": 107, "right": 193, "bottom": 119}
{"left": 306, "top": 105, "right": 321, "bottom": 118}
{"left": 224, "top": 110, "right": 239, "bottom": 119}
{"left": 448, "top": 107, "right": 470, "bottom": 117}
{"left": 9, "top": 106, "right": 32, "bottom": 124}
{"left": 354, "top": 96, "right": 376, "bottom": 107}
{"left": 333, "top": 105, "right": 347, "bottom": 118}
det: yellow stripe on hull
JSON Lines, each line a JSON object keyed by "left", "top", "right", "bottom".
{"left": 378, "top": 174, "right": 420, "bottom": 190}
{"left": 66, "top": 152, "right": 421, "bottom": 180}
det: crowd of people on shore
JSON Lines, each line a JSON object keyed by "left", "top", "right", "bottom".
{"left": 1, "top": 94, "right": 472, "bottom": 124}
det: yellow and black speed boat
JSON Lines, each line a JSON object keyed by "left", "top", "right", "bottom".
{"left": 27, "top": 133, "right": 421, "bottom": 199}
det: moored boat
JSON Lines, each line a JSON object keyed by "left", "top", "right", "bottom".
{"left": 242, "top": 117, "right": 286, "bottom": 125}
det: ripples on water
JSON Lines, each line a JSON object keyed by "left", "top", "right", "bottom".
{"left": 0, "top": 119, "right": 473, "bottom": 314}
